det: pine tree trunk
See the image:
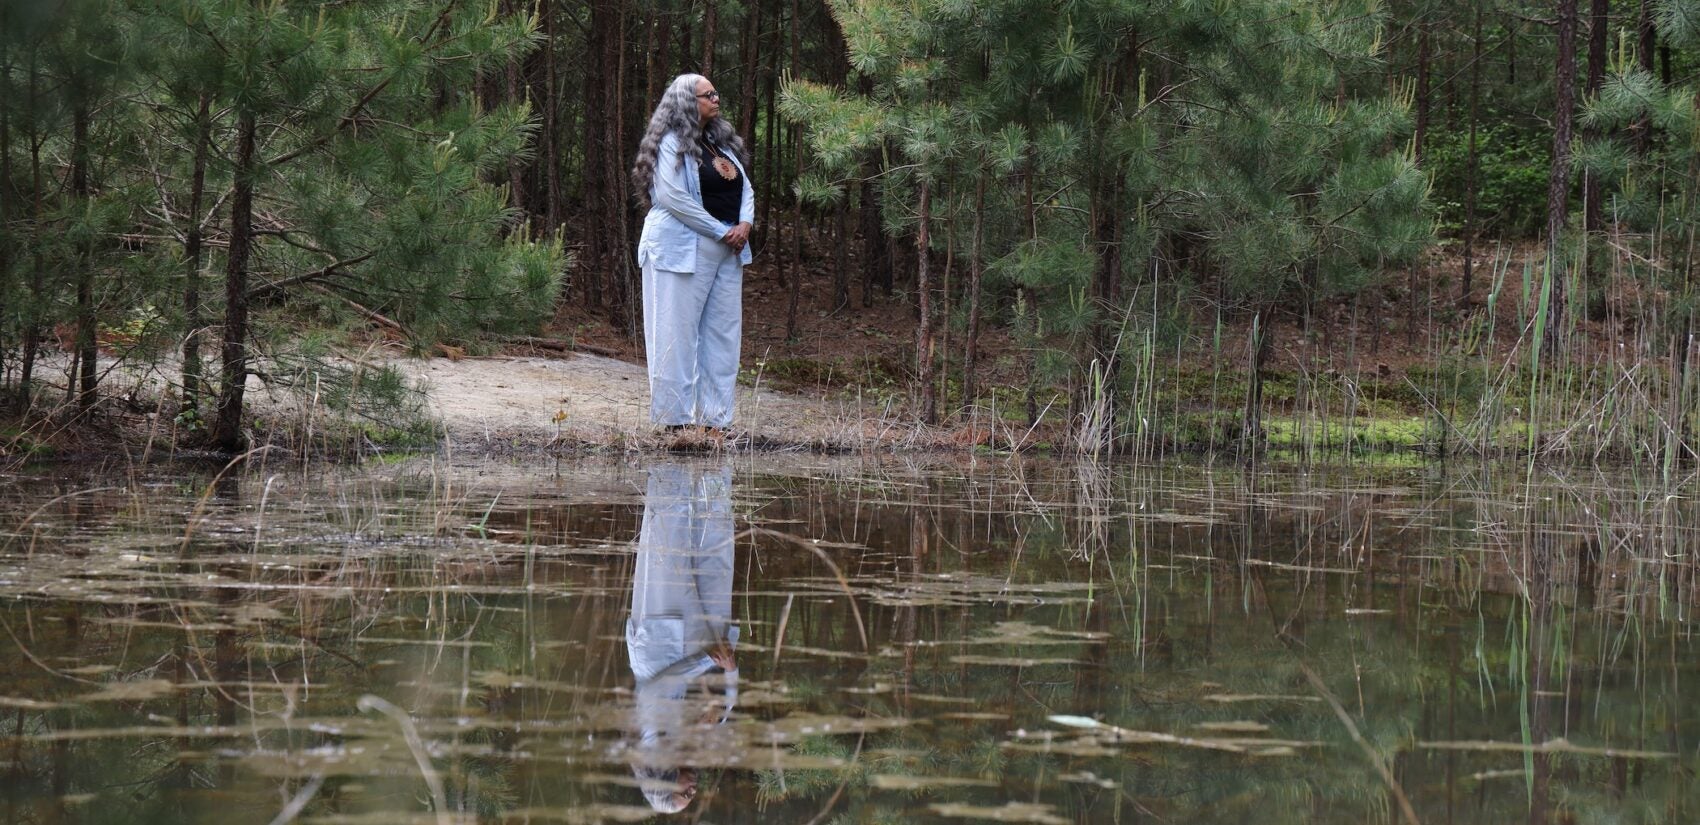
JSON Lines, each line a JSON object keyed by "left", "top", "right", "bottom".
{"left": 760, "top": 3, "right": 780, "bottom": 256}
{"left": 701, "top": 0, "right": 717, "bottom": 77}
{"left": 833, "top": 195, "right": 849, "bottom": 311}
{"left": 20, "top": 57, "right": 44, "bottom": 408}
{"left": 614, "top": 0, "right": 636, "bottom": 338}
{"left": 1582, "top": 0, "right": 1607, "bottom": 310}
{"left": 963, "top": 174, "right": 985, "bottom": 408}
{"left": 677, "top": 3, "right": 692, "bottom": 74}
{"left": 916, "top": 178, "right": 936, "bottom": 426}
{"left": 1089, "top": 155, "right": 1123, "bottom": 448}
{"left": 181, "top": 94, "right": 211, "bottom": 411}
{"left": 1086, "top": 51, "right": 1134, "bottom": 450}
{"left": 1242, "top": 308, "right": 1273, "bottom": 456}
{"left": 939, "top": 222, "right": 952, "bottom": 419}
{"left": 506, "top": 42, "right": 526, "bottom": 215}
{"left": 1545, "top": 0, "right": 1578, "bottom": 353}
{"left": 0, "top": 38, "right": 14, "bottom": 404}
{"left": 1636, "top": 0, "right": 1656, "bottom": 151}
{"left": 738, "top": 0, "right": 760, "bottom": 140}
{"left": 1023, "top": 287, "right": 1037, "bottom": 428}
{"left": 582, "top": 1, "right": 611, "bottom": 310}
{"left": 1462, "top": 0, "right": 1482, "bottom": 307}
{"left": 583, "top": 0, "right": 633, "bottom": 326}
{"left": 784, "top": 210, "right": 801, "bottom": 337}
{"left": 823, "top": 9, "right": 850, "bottom": 313}
{"left": 1022, "top": 140, "right": 1038, "bottom": 428}
{"left": 1414, "top": 20, "right": 1430, "bottom": 164}
{"left": 542, "top": 0, "right": 561, "bottom": 232}
{"left": 646, "top": 9, "right": 667, "bottom": 107}
{"left": 71, "top": 103, "right": 96, "bottom": 413}
{"left": 1024, "top": 139, "right": 1037, "bottom": 240}
{"left": 1505, "top": 18, "right": 1517, "bottom": 85}
{"left": 213, "top": 109, "right": 258, "bottom": 453}
{"left": 783, "top": 0, "right": 802, "bottom": 338}
{"left": 860, "top": 168, "right": 886, "bottom": 305}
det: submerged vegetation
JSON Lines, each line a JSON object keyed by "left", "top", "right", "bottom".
{"left": 0, "top": 456, "right": 1697, "bottom": 822}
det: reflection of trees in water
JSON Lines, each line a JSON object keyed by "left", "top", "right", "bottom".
{"left": 0, "top": 466, "right": 606, "bottom": 820}
{"left": 729, "top": 465, "right": 1700, "bottom": 824}
{"left": 1, "top": 463, "right": 1698, "bottom": 822}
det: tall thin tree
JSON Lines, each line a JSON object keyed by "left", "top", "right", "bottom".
{"left": 1545, "top": 0, "right": 1578, "bottom": 351}
{"left": 212, "top": 107, "right": 257, "bottom": 452}
{"left": 1581, "top": 0, "right": 1608, "bottom": 306}
{"left": 1461, "top": 0, "right": 1483, "bottom": 307}
{"left": 180, "top": 94, "right": 212, "bottom": 412}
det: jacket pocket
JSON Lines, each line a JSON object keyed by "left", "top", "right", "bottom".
{"left": 641, "top": 211, "right": 696, "bottom": 273}
{"left": 627, "top": 616, "right": 687, "bottom": 681}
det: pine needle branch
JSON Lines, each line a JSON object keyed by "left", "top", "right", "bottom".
{"left": 249, "top": 251, "right": 375, "bottom": 299}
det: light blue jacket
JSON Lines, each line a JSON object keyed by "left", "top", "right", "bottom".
{"left": 637, "top": 131, "right": 756, "bottom": 273}
{"left": 627, "top": 462, "right": 739, "bottom": 745}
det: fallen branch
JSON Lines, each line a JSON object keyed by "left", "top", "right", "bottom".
{"left": 307, "top": 285, "right": 462, "bottom": 360}
{"left": 1252, "top": 572, "right": 1422, "bottom": 825}
{"left": 250, "top": 252, "right": 375, "bottom": 299}
{"left": 737, "top": 527, "right": 869, "bottom": 651}
{"left": 498, "top": 334, "right": 621, "bottom": 358}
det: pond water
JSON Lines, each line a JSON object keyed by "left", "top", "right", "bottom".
{"left": 0, "top": 455, "right": 1695, "bottom": 824}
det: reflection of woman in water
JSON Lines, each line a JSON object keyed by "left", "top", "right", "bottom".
{"left": 626, "top": 461, "right": 738, "bottom": 813}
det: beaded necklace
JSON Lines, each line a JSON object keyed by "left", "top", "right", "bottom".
{"left": 699, "top": 137, "right": 738, "bottom": 182}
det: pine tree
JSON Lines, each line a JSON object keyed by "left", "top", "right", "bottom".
{"left": 787, "top": 0, "right": 1430, "bottom": 449}
{"left": 124, "top": 1, "right": 567, "bottom": 450}
{"left": 2, "top": 1, "right": 563, "bottom": 445}
{"left": 0, "top": 0, "right": 139, "bottom": 413}
{"left": 1582, "top": 0, "right": 1700, "bottom": 461}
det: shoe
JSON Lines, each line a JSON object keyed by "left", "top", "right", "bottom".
{"left": 666, "top": 425, "right": 712, "bottom": 451}
{"left": 703, "top": 426, "right": 748, "bottom": 448}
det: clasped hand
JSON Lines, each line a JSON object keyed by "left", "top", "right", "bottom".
{"left": 708, "top": 639, "right": 737, "bottom": 671}
{"left": 721, "top": 221, "right": 751, "bottom": 252}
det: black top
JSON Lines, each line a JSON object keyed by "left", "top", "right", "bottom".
{"left": 697, "top": 138, "right": 743, "bottom": 224}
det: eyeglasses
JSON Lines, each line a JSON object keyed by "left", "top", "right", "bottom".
{"left": 695, "top": 91, "right": 721, "bottom": 101}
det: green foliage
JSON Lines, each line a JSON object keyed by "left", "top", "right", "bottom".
{"left": 1426, "top": 124, "right": 1552, "bottom": 236}
{"left": 1656, "top": 0, "right": 1700, "bottom": 47}
{"left": 0, "top": 0, "right": 565, "bottom": 432}
{"left": 1582, "top": 58, "right": 1700, "bottom": 342}
{"left": 786, "top": 0, "right": 1430, "bottom": 445}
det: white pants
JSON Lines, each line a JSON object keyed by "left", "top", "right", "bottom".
{"left": 627, "top": 461, "right": 736, "bottom": 681}
{"left": 626, "top": 461, "right": 738, "bottom": 755}
{"left": 642, "top": 228, "right": 742, "bottom": 428}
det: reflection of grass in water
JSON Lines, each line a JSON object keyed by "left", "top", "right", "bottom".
{"left": 2, "top": 461, "right": 1700, "bottom": 823}
{"left": 755, "top": 736, "right": 862, "bottom": 807}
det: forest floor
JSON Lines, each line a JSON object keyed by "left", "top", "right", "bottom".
{"left": 3, "top": 234, "right": 1664, "bottom": 461}
{"left": 325, "top": 236, "right": 1654, "bottom": 456}
{"left": 553, "top": 236, "right": 1595, "bottom": 390}
{"left": 531, "top": 234, "right": 1632, "bottom": 454}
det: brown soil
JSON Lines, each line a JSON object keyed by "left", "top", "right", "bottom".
{"left": 14, "top": 236, "right": 1660, "bottom": 461}
{"left": 547, "top": 235, "right": 1647, "bottom": 412}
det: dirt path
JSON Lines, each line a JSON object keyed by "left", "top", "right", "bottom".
{"left": 69, "top": 349, "right": 892, "bottom": 454}
{"left": 390, "top": 352, "right": 875, "bottom": 450}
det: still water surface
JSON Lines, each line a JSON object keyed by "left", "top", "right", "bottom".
{"left": 0, "top": 456, "right": 1695, "bottom": 824}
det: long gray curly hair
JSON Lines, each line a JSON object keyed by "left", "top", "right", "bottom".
{"left": 631, "top": 74, "right": 748, "bottom": 207}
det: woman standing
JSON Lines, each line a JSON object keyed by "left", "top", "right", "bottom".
{"left": 625, "top": 460, "right": 738, "bottom": 813}
{"left": 631, "top": 74, "right": 755, "bottom": 438}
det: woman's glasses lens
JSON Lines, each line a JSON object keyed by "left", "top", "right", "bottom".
{"left": 698, "top": 91, "right": 720, "bottom": 101}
